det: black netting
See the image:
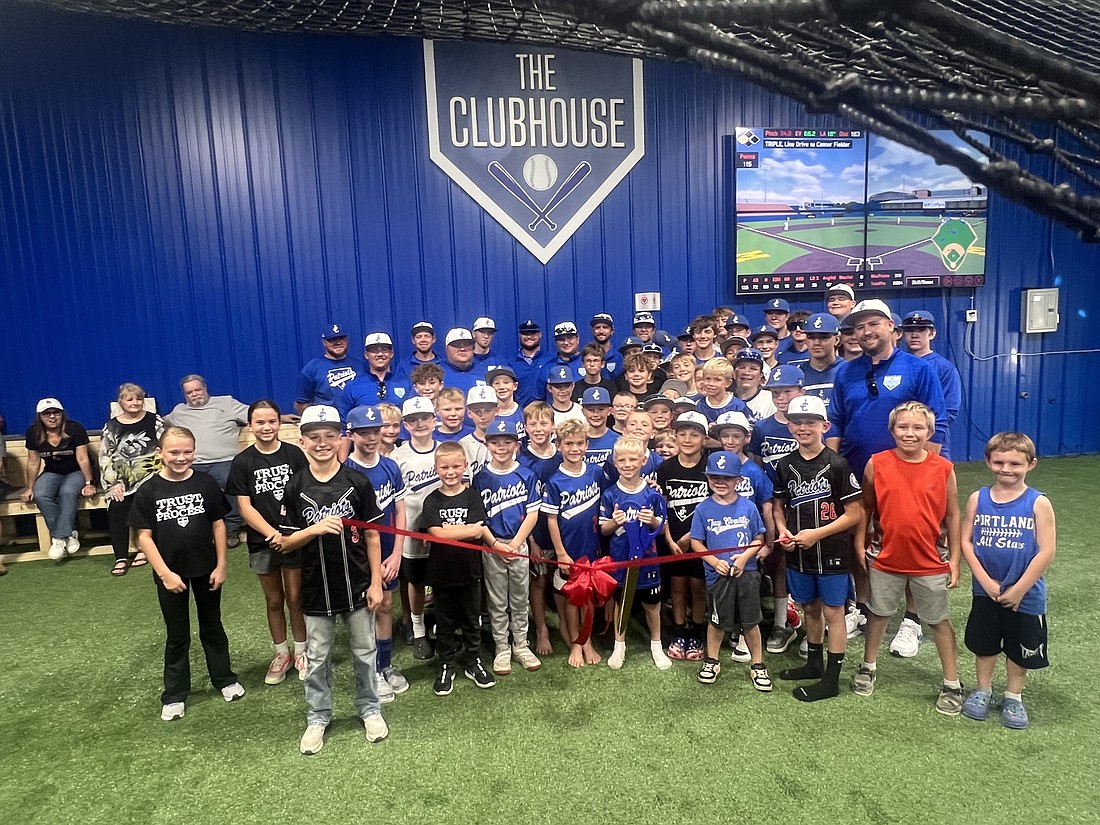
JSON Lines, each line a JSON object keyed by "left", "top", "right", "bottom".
{"left": 18, "top": 0, "right": 1100, "bottom": 240}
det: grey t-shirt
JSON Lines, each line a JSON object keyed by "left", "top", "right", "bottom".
{"left": 166, "top": 395, "right": 248, "bottom": 462}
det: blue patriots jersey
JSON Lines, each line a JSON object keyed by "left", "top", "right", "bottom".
{"left": 750, "top": 415, "right": 803, "bottom": 483}
{"left": 696, "top": 394, "right": 753, "bottom": 423}
{"left": 600, "top": 482, "right": 666, "bottom": 587}
{"left": 343, "top": 454, "right": 406, "bottom": 558}
{"left": 603, "top": 448, "right": 662, "bottom": 485}
{"left": 542, "top": 463, "right": 606, "bottom": 561}
{"left": 584, "top": 430, "right": 620, "bottom": 467}
{"left": 473, "top": 462, "right": 541, "bottom": 540}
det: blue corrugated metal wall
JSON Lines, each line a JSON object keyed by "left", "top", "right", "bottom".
{"left": 1, "top": 5, "right": 1098, "bottom": 459}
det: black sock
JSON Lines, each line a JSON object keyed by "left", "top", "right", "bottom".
{"left": 689, "top": 621, "right": 703, "bottom": 642}
{"left": 674, "top": 623, "right": 688, "bottom": 639}
{"left": 780, "top": 643, "right": 824, "bottom": 680}
{"left": 903, "top": 611, "right": 920, "bottom": 623}
{"left": 794, "top": 651, "right": 845, "bottom": 702}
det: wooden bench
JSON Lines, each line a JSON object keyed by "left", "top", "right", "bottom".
{"left": 0, "top": 422, "right": 301, "bottom": 564}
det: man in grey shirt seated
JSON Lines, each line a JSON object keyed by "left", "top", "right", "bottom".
{"left": 166, "top": 374, "right": 248, "bottom": 546}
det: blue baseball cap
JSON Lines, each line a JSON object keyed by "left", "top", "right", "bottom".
{"left": 486, "top": 418, "right": 521, "bottom": 439}
{"left": 725, "top": 313, "right": 750, "bottom": 330}
{"left": 518, "top": 320, "right": 541, "bottom": 333}
{"left": 750, "top": 324, "right": 779, "bottom": 342}
{"left": 618, "top": 336, "right": 644, "bottom": 353}
{"left": 901, "top": 309, "right": 936, "bottom": 329}
{"left": 677, "top": 326, "right": 693, "bottom": 340}
{"left": 346, "top": 405, "right": 384, "bottom": 430}
{"left": 891, "top": 313, "right": 903, "bottom": 328}
{"left": 706, "top": 451, "right": 743, "bottom": 477}
{"left": 548, "top": 365, "right": 575, "bottom": 384}
{"left": 485, "top": 364, "right": 517, "bottom": 384}
{"left": 653, "top": 331, "right": 677, "bottom": 350}
{"left": 767, "top": 365, "right": 805, "bottom": 388}
{"left": 581, "top": 386, "right": 611, "bottom": 406}
{"left": 804, "top": 313, "right": 841, "bottom": 334}
{"left": 322, "top": 323, "right": 348, "bottom": 340}
{"left": 734, "top": 347, "right": 764, "bottom": 365}
{"left": 765, "top": 298, "right": 791, "bottom": 313}
{"left": 641, "top": 342, "right": 665, "bottom": 355}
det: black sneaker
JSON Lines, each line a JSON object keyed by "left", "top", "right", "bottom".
{"left": 464, "top": 657, "right": 496, "bottom": 689}
{"left": 433, "top": 664, "right": 455, "bottom": 696}
{"left": 413, "top": 636, "right": 434, "bottom": 660}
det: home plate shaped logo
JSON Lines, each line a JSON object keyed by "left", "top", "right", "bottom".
{"left": 425, "top": 41, "right": 645, "bottom": 264}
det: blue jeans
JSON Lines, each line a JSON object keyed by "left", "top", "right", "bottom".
{"left": 304, "top": 609, "right": 380, "bottom": 725}
{"left": 193, "top": 460, "right": 242, "bottom": 534}
{"left": 34, "top": 471, "right": 84, "bottom": 539}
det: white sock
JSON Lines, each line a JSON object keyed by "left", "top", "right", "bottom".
{"left": 863, "top": 660, "right": 877, "bottom": 672}
{"left": 943, "top": 678, "right": 962, "bottom": 690}
{"left": 294, "top": 640, "right": 307, "bottom": 655}
{"left": 412, "top": 613, "right": 426, "bottom": 638}
{"left": 773, "top": 599, "right": 787, "bottom": 629}
{"left": 274, "top": 641, "right": 290, "bottom": 656}
{"left": 650, "top": 640, "right": 664, "bottom": 653}
{"left": 1004, "top": 690, "right": 1023, "bottom": 702}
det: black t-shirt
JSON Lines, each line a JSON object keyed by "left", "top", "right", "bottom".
{"left": 130, "top": 472, "right": 231, "bottom": 578}
{"left": 226, "top": 443, "right": 308, "bottom": 551}
{"left": 25, "top": 421, "right": 90, "bottom": 476}
{"left": 773, "top": 447, "right": 862, "bottom": 574}
{"left": 420, "top": 486, "right": 487, "bottom": 588}
{"left": 282, "top": 464, "right": 382, "bottom": 616}
{"left": 655, "top": 455, "right": 710, "bottom": 545}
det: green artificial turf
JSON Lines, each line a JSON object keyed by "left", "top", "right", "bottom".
{"left": 2, "top": 457, "right": 1097, "bottom": 824}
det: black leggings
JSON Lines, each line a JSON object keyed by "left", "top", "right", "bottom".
{"left": 107, "top": 497, "right": 134, "bottom": 561}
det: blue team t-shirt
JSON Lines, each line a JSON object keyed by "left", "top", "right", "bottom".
{"left": 296, "top": 355, "right": 365, "bottom": 408}
{"left": 690, "top": 496, "right": 766, "bottom": 585}
{"left": 971, "top": 486, "right": 1047, "bottom": 614}
{"left": 473, "top": 462, "right": 541, "bottom": 541}
{"left": 584, "top": 430, "right": 620, "bottom": 467}
{"left": 344, "top": 454, "right": 406, "bottom": 559}
{"left": 599, "top": 482, "right": 666, "bottom": 588}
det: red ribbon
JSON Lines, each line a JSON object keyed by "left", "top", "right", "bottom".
{"left": 343, "top": 517, "right": 759, "bottom": 645}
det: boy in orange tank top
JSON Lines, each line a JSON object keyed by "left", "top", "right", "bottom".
{"left": 854, "top": 401, "right": 964, "bottom": 715}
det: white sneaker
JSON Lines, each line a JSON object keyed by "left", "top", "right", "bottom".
{"left": 66, "top": 532, "right": 80, "bottom": 556}
{"left": 364, "top": 714, "right": 389, "bottom": 743}
{"left": 382, "top": 666, "right": 409, "bottom": 694}
{"left": 889, "top": 617, "right": 923, "bottom": 658}
{"left": 845, "top": 605, "right": 867, "bottom": 639}
{"left": 300, "top": 724, "right": 326, "bottom": 755}
{"left": 512, "top": 644, "right": 542, "bottom": 672}
{"left": 375, "top": 673, "right": 395, "bottom": 704}
{"left": 798, "top": 636, "right": 809, "bottom": 659}
{"left": 730, "top": 635, "right": 751, "bottom": 663}
{"left": 650, "top": 644, "right": 673, "bottom": 671}
{"left": 48, "top": 538, "right": 66, "bottom": 561}
{"left": 607, "top": 645, "right": 626, "bottom": 670}
{"left": 221, "top": 682, "right": 245, "bottom": 702}
{"left": 492, "top": 647, "right": 512, "bottom": 676}
{"left": 160, "top": 701, "right": 185, "bottom": 721}
{"left": 294, "top": 651, "right": 308, "bottom": 681}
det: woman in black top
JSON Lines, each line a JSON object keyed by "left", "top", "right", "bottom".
{"left": 21, "top": 397, "right": 96, "bottom": 560}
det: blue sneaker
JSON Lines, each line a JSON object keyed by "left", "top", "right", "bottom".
{"left": 1001, "top": 697, "right": 1029, "bottom": 730}
{"left": 962, "top": 689, "right": 992, "bottom": 721}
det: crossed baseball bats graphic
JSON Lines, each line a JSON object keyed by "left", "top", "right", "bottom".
{"left": 487, "top": 160, "right": 592, "bottom": 231}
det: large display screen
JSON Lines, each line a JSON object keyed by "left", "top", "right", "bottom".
{"left": 733, "top": 127, "right": 988, "bottom": 294}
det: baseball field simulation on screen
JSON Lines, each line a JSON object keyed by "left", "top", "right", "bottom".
{"left": 733, "top": 127, "right": 988, "bottom": 295}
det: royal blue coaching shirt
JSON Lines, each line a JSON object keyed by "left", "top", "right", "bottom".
{"left": 829, "top": 349, "right": 947, "bottom": 477}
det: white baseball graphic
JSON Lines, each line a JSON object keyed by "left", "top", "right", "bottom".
{"left": 523, "top": 154, "right": 558, "bottom": 191}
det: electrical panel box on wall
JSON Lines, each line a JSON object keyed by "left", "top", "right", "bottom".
{"left": 1022, "top": 288, "right": 1060, "bottom": 334}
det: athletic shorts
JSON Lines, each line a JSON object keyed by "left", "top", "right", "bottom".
{"left": 659, "top": 535, "right": 706, "bottom": 580}
{"left": 787, "top": 569, "right": 849, "bottom": 607}
{"left": 965, "top": 595, "right": 1049, "bottom": 670}
{"left": 529, "top": 540, "right": 555, "bottom": 578}
{"left": 551, "top": 555, "right": 592, "bottom": 594}
{"left": 614, "top": 583, "right": 663, "bottom": 606}
{"left": 868, "top": 567, "right": 951, "bottom": 624}
{"left": 401, "top": 556, "right": 429, "bottom": 587}
{"left": 379, "top": 553, "right": 400, "bottom": 592}
{"left": 248, "top": 546, "right": 302, "bottom": 575}
{"left": 707, "top": 571, "right": 762, "bottom": 633}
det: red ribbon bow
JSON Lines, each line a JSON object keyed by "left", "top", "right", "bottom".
{"left": 561, "top": 556, "right": 618, "bottom": 646}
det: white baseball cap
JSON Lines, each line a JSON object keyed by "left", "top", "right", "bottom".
{"left": 846, "top": 299, "right": 893, "bottom": 327}
{"left": 472, "top": 317, "right": 496, "bottom": 332}
{"left": 710, "top": 410, "right": 754, "bottom": 436}
{"left": 364, "top": 332, "right": 393, "bottom": 348}
{"left": 787, "top": 395, "right": 829, "bottom": 421}
{"left": 466, "top": 385, "right": 498, "bottom": 406}
{"left": 671, "top": 411, "right": 709, "bottom": 434}
{"left": 445, "top": 327, "right": 474, "bottom": 346}
{"left": 401, "top": 397, "right": 436, "bottom": 418}
{"left": 36, "top": 397, "right": 64, "bottom": 414}
{"left": 299, "top": 405, "right": 342, "bottom": 432}
{"left": 826, "top": 283, "right": 856, "bottom": 300}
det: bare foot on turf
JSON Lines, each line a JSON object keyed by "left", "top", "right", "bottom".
{"left": 535, "top": 628, "right": 554, "bottom": 656}
{"left": 568, "top": 644, "right": 586, "bottom": 667}
{"left": 583, "top": 642, "right": 602, "bottom": 665}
